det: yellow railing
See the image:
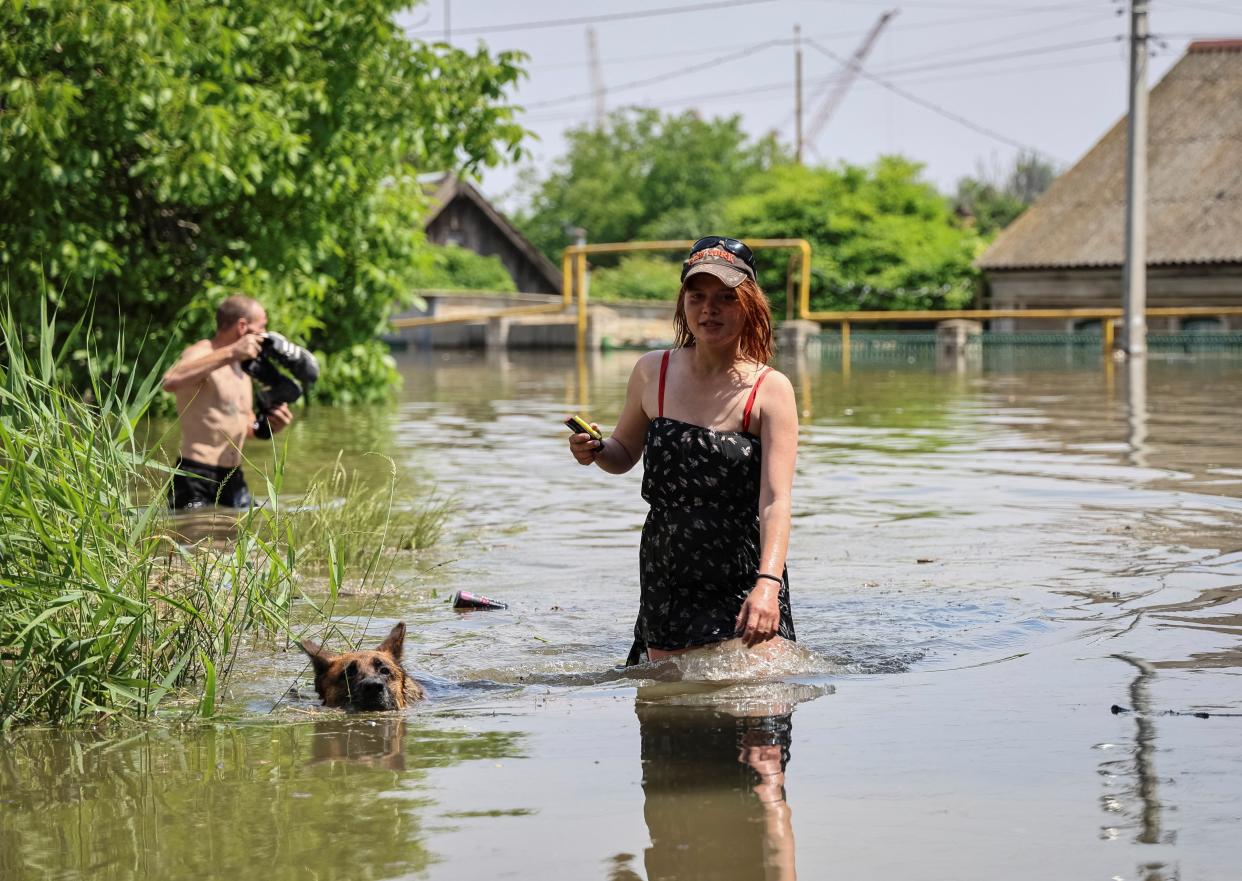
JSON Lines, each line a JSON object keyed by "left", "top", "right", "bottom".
{"left": 389, "top": 284, "right": 571, "bottom": 331}
{"left": 390, "top": 239, "right": 813, "bottom": 348}
{"left": 390, "top": 240, "right": 1241, "bottom": 359}
{"left": 811, "top": 305, "right": 1242, "bottom": 372}
{"left": 563, "top": 239, "right": 813, "bottom": 350}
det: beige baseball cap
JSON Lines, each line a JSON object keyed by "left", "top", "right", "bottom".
{"left": 682, "top": 246, "right": 755, "bottom": 288}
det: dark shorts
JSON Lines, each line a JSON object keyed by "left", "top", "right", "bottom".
{"left": 168, "top": 457, "right": 252, "bottom": 510}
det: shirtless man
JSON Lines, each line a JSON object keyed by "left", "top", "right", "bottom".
{"left": 162, "top": 295, "right": 294, "bottom": 509}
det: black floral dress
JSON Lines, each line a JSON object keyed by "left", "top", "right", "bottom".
{"left": 626, "top": 351, "right": 796, "bottom": 665}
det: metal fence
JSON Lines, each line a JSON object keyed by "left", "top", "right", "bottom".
{"left": 808, "top": 331, "right": 1242, "bottom": 367}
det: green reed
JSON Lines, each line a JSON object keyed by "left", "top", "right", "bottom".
{"left": 0, "top": 301, "right": 455, "bottom": 726}
{"left": 287, "top": 453, "right": 453, "bottom": 573}
{"left": 0, "top": 301, "right": 293, "bottom": 724}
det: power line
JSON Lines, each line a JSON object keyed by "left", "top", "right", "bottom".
{"left": 768, "top": 51, "right": 1121, "bottom": 134}
{"left": 523, "top": 39, "right": 786, "bottom": 111}
{"left": 885, "top": 10, "right": 1119, "bottom": 68}
{"left": 524, "top": 35, "right": 1121, "bottom": 115}
{"left": 1151, "top": 31, "right": 1242, "bottom": 39}
{"left": 530, "top": 37, "right": 791, "bottom": 73}
{"left": 1160, "top": 0, "right": 1242, "bottom": 15}
{"left": 808, "top": 0, "right": 1109, "bottom": 8}
{"left": 804, "top": 38, "right": 1066, "bottom": 161}
{"left": 525, "top": 51, "right": 1124, "bottom": 128}
{"left": 862, "top": 35, "right": 1123, "bottom": 80}
{"left": 860, "top": 53, "right": 1123, "bottom": 91}
{"left": 404, "top": 0, "right": 778, "bottom": 38}
{"left": 524, "top": 2, "right": 1112, "bottom": 73}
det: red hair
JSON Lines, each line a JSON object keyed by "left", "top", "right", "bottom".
{"left": 672, "top": 277, "right": 774, "bottom": 364}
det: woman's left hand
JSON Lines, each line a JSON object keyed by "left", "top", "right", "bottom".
{"left": 736, "top": 581, "right": 781, "bottom": 647}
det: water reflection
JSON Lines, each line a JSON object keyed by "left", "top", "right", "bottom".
{"left": 0, "top": 716, "right": 523, "bottom": 881}
{"left": 163, "top": 504, "right": 253, "bottom": 546}
{"left": 1126, "top": 356, "right": 1149, "bottom": 468}
{"left": 309, "top": 715, "right": 409, "bottom": 771}
{"left": 634, "top": 681, "right": 828, "bottom": 881}
{"left": 1108, "top": 654, "right": 1166, "bottom": 846}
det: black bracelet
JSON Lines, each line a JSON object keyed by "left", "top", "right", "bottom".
{"left": 755, "top": 573, "right": 783, "bottom": 586}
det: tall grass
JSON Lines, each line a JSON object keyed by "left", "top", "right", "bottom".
{"left": 0, "top": 303, "right": 293, "bottom": 726}
{"left": 0, "top": 302, "right": 456, "bottom": 727}
{"left": 288, "top": 453, "right": 453, "bottom": 572}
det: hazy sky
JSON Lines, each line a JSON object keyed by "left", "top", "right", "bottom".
{"left": 395, "top": 1, "right": 1241, "bottom": 212}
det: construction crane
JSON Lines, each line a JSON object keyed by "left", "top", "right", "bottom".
{"left": 586, "top": 27, "right": 606, "bottom": 129}
{"left": 805, "top": 9, "right": 898, "bottom": 155}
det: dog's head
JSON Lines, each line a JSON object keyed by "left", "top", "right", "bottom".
{"left": 300, "top": 622, "right": 426, "bottom": 711}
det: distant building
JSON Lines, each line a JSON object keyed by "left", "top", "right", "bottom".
{"left": 977, "top": 40, "right": 1242, "bottom": 331}
{"left": 420, "top": 173, "right": 563, "bottom": 295}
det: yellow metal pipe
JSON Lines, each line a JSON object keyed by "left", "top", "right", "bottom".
{"left": 785, "top": 253, "right": 797, "bottom": 321}
{"left": 1103, "top": 317, "right": 1115, "bottom": 355}
{"left": 563, "top": 238, "right": 812, "bottom": 257}
{"left": 561, "top": 250, "right": 574, "bottom": 308}
{"left": 797, "top": 240, "right": 812, "bottom": 321}
{"left": 1146, "top": 306, "right": 1242, "bottom": 317}
{"left": 806, "top": 307, "right": 1122, "bottom": 322}
{"left": 391, "top": 303, "right": 564, "bottom": 329}
{"left": 557, "top": 241, "right": 1242, "bottom": 335}
{"left": 576, "top": 251, "right": 589, "bottom": 351}
{"left": 840, "top": 320, "right": 850, "bottom": 375}
{"left": 576, "top": 346, "right": 589, "bottom": 411}
{"left": 562, "top": 238, "right": 814, "bottom": 335}
{"left": 803, "top": 305, "right": 1242, "bottom": 323}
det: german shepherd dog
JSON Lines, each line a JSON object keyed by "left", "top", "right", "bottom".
{"left": 300, "top": 622, "right": 426, "bottom": 711}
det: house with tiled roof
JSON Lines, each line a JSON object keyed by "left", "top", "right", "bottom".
{"left": 977, "top": 40, "right": 1242, "bottom": 331}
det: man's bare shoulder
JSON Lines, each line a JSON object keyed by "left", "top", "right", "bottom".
{"left": 175, "top": 338, "right": 213, "bottom": 360}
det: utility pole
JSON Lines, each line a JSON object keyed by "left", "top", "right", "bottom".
{"left": 444, "top": 0, "right": 451, "bottom": 43}
{"left": 794, "top": 25, "right": 804, "bottom": 164}
{"left": 1122, "top": 0, "right": 1149, "bottom": 356}
{"left": 587, "top": 28, "right": 606, "bottom": 129}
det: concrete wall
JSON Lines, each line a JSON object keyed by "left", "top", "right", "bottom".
{"left": 986, "top": 264, "right": 1242, "bottom": 331}
{"left": 388, "top": 293, "right": 676, "bottom": 349}
{"left": 389, "top": 292, "right": 552, "bottom": 348}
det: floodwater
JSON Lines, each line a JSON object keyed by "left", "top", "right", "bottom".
{"left": 4, "top": 346, "right": 1242, "bottom": 881}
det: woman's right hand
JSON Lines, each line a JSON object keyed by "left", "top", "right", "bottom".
{"left": 568, "top": 421, "right": 604, "bottom": 466}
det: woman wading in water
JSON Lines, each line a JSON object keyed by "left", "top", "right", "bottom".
{"left": 568, "top": 236, "right": 798, "bottom": 665}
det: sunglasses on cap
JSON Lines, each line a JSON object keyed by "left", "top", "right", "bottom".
{"left": 681, "top": 236, "right": 757, "bottom": 282}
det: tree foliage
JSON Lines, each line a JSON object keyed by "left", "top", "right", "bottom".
{"left": 953, "top": 150, "right": 1058, "bottom": 237}
{"left": 1, "top": 0, "right": 527, "bottom": 400}
{"left": 514, "top": 109, "right": 983, "bottom": 315}
{"left": 726, "top": 158, "right": 983, "bottom": 313}
{"left": 590, "top": 254, "right": 681, "bottom": 302}
{"left": 515, "top": 108, "right": 788, "bottom": 260}
{"left": 408, "top": 244, "right": 517, "bottom": 293}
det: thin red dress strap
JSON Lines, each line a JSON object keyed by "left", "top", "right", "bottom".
{"left": 658, "top": 350, "right": 671, "bottom": 418}
{"left": 741, "top": 367, "right": 771, "bottom": 434}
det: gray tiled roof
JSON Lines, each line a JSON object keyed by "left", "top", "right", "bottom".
{"left": 978, "top": 40, "right": 1242, "bottom": 271}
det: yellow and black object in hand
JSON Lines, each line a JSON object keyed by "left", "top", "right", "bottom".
{"left": 565, "top": 414, "right": 604, "bottom": 450}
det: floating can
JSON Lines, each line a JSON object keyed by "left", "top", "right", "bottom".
{"left": 451, "top": 590, "right": 508, "bottom": 610}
